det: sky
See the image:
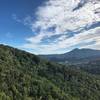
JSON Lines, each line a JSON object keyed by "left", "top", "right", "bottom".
{"left": 0, "top": 0, "right": 100, "bottom": 54}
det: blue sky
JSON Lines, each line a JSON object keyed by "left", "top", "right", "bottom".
{"left": 0, "top": 0, "right": 100, "bottom": 54}
{"left": 0, "top": 0, "right": 46, "bottom": 46}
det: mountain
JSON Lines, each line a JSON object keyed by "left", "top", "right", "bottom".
{"left": 40, "top": 48, "right": 100, "bottom": 63}
{"left": 0, "top": 44, "right": 100, "bottom": 100}
{"left": 40, "top": 48, "right": 100, "bottom": 75}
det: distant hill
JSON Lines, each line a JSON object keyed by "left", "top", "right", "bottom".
{"left": 0, "top": 44, "right": 100, "bottom": 100}
{"left": 40, "top": 48, "right": 100, "bottom": 64}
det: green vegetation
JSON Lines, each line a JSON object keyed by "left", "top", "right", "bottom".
{"left": 0, "top": 44, "right": 100, "bottom": 100}
{"left": 78, "top": 60, "right": 100, "bottom": 75}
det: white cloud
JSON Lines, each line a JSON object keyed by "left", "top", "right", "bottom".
{"left": 12, "top": 14, "right": 22, "bottom": 23}
{"left": 6, "top": 32, "right": 13, "bottom": 38}
{"left": 12, "top": 14, "right": 33, "bottom": 26}
{"left": 22, "top": 0, "right": 100, "bottom": 54}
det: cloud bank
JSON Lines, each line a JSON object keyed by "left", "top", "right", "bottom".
{"left": 22, "top": 0, "right": 100, "bottom": 54}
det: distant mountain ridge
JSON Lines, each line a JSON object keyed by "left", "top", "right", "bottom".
{"left": 40, "top": 48, "right": 100, "bottom": 63}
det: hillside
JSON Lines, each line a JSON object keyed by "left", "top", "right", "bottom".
{"left": 72, "top": 58, "right": 100, "bottom": 75}
{"left": 0, "top": 45, "right": 100, "bottom": 100}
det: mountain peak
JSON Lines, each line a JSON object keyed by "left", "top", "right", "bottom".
{"left": 67, "top": 48, "right": 100, "bottom": 56}
{"left": 71, "top": 48, "right": 80, "bottom": 51}
{"left": 70, "top": 48, "right": 99, "bottom": 53}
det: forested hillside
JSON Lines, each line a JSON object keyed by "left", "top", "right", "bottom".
{"left": 72, "top": 59, "right": 100, "bottom": 75}
{"left": 0, "top": 45, "right": 100, "bottom": 100}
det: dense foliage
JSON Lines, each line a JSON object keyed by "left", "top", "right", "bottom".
{"left": 73, "top": 59, "right": 100, "bottom": 75}
{"left": 0, "top": 45, "right": 100, "bottom": 100}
